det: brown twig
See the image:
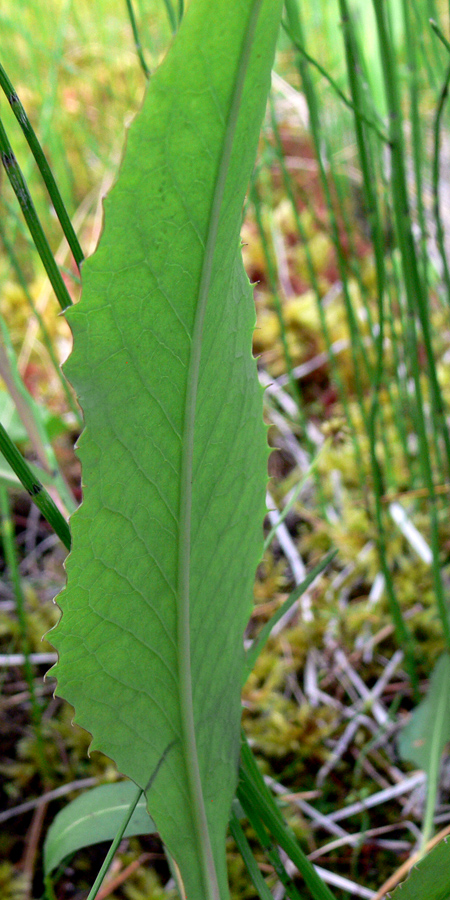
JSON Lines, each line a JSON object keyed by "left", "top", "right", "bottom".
{"left": 95, "top": 853, "right": 156, "bottom": 900}
{"left": 20, "top": 801, "right": 48, "bottom": 900}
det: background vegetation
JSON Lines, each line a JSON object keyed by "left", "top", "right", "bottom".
{"left": 1, "top": 1, "right": 450, "bottom": 898}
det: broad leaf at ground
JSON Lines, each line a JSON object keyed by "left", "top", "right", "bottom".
{"left": 398, "top": 652, "right": 450, "bottom": 846}
{"left": 389, "top": 838, "right": 450, "bottom": 900}
{"left": 49, "top": 1, "right": 282, "bottom": 898}
{"left": 44, "top": 782, "right": 155, "bottom": 876}
{"left": 398, "top": 653, "right": 450, "bottom": 771}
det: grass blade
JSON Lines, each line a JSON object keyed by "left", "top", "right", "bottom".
{"left": 0, "top": 61, "right": 84, "bottom": 270}
{"left": 245, "top": 550, "right": 336, "bottom": 676}
{"left": 0, "top": 421, "right": 71, "bottom": 550}
{"left": 0, "top": 117, "right": 72, "bottom": 312}
{"left": 124, "top": 0, "right": 151, "bottom": 79}
{"left": 229, "top": 807, "right": 275, "bottom": 900}
{"left": 239, "top": 735, "right": 336, "bottom": 900}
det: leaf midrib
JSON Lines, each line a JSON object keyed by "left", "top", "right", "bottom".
{"left": 175, "top": 3, "right": 263, "bottom": 898}
{"left": 54, "top": 799, "right": 149, "bottom": 838}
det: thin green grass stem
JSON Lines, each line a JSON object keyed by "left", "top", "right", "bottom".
{"left": 282, "top": 7, "right": 371, "bottom": 429}
{"left": 235, "top": 801, "right": 304, "bottom": 900}
{"left": 263, "top": 444, "right": 329, "bottom": 552}
{"left": 328, "top": 165, "right": 397, "bottom": 489}
{"left": 0, "top": 422, "right": 71, "bottom": 550}
{"left": 251, "top": 179, "right": 328, "bottom": 515}
{"left": 86, "top": 786, "right": 143, "bottom": 900}
{"left": 410, "top": 0, "right": 439, "bottom": 90}
{"left": 372, "top": 0, "right": 450, "bottom": 651}
{"left": 239, "top": 734, "right": 336, "bottom": 900}
{"left": 284, "top": 1, "right": 371, "bottom": 440}
{"left": 338, "top": 0, "right": 419, "bottom": 678}
{"left": 229, "top": 809, "right": 275, "bottom": 900}
{"left": 349, "top": 0, "right": 434, "bottom": 690}
{"left": 161, "top": 0, "right": 177, "bottom": 33}
{"left": 384, "top": 277, "right": 418, "bottom": 480}
{"left": 250, "top": 183, "right": 304, "bottom": 422}
{"left": 0, "top": 62, "right": 83, "bottom": 270}
{"left": 124, "top": 0, "right": 151, "bottom": 79}
{"left": 386, "top": 234, "right": 422, "bottom": 463}
{"left": 267, "top": 104, "right": 366, "bottom": 485}
{"left": 281, "top": 21, "right": 389, "bottom": 145}
{"left": 0, "top": 485, "right": 48, "bottom": 780}
{"left": 285, "top": 0, "right": 420, "bottom": 690}
{"left": 245, "top": 550, "right": 337, "bottom": 678}
{"left": 432, "top": 58, "right": 450, "bottom": 305}
{"left": 0, "top": 118, "right": 72, "bottom": 312}
{"left": 36, "top": 0, "right": 73, "bottom": 159}
{"left": 43, "top": 874, "right": 58, "bottom": 900}
{"left": 2, "top": 197, "right": 81, "bottom": 288}
{"left": 402, "top": 1, "right": 429, "bottom": 291}
{"left": 430, "top": 19, "right": 450, "bottom": 55}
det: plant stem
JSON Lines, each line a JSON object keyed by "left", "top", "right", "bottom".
{"left": 245, "top": 550, "right": 337, "bottom": 677}
{"left": 86, "top": 786, "right": 143, "bottom": 900}
{"left": 372, "top": 0, "right": 450, "bottom": 650}
{"left": 161, "top": 0, "right": 178, "bottom": 33}
{"left": 229, "top": 809, "right": 275, "bottom": 900}
{"left": 267, "top": 103, "right": 366, "bottom": 485}
{"left": 402, "top": 1, "right": 429, "bottom": 291}
{"left": 0, "top": 117, "right": 72, "bottom": 311}
{"left": 124, "top": 0, "right": 151, "bottom": 79}
{"left": 0, "top": 422, "right": 71, "bottom": 550}
{"left": 239, "top": 734, "right": 336, "bottom": 900}
{"left": 432, "top": 58, "right": 450, "bottom": 304}
{"left": 263, "top": 444, "right": 329, "bottom": 552}
{"left": 430, "top": 19, "right": 450, "bottom": 54}
{"left": 281, "top": 21, "right": 389, "bottom": 144}
{"left": 0, "top": 62, "right": 84, "bottom": 270}
{"left": 250, "top": 177, "right": 327, "bottom": 515}
{"left": 250, "top": 181, "right": 304, "bottom": 419}
{"left": 338, "top": 0, "right": 419, "bottom": 695}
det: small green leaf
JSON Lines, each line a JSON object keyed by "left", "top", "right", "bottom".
{"left": 389, "top": 838, "right": 450, "bottom": 900}
{"left": 398, "top": 653, "right": 450, "bottom": 770}
{"left": 44, "top": 781, "right": 155, "bottom": 876}
{"left": 398, "top": 652, "right": 450, "bottom": 846}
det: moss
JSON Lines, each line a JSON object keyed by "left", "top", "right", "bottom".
{"left": 0, "top": 863, "right": 27, "bottom": 900}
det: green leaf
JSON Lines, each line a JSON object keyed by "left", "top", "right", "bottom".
{"left": 44, "top": 781, "right": 155, "bottom": 876}
{"left": 389, "top": 838, "right": 450, "bottom": 900}
{"left": 398, "top": 652, "right": 450, "bottom": 847}
{"left": 49, "top": 2, "right": 282, "bottom": 898}
{"left": 398, "top": 653, "right": 450, "bottom": 771}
